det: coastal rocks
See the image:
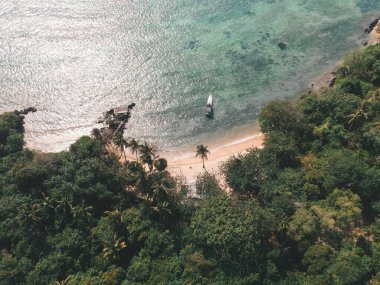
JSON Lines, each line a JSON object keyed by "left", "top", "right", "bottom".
{"left": 365, "top": 17, "right": 380, "bottom": 34}
{"left": 13, "top": 107, "right": 37, "bottom": 119}
{"left": 186, "top": 40, "right": 199, "bottom": 50}
{"left": 328, "top": 75, "right": 337, "bottom": 87}
{"left": 336, "top": 66, "right": 349, "bottom": 77}
{"left": 19, "top": 107, "right": 37, "bottom": 114}
{"left": 278, "top": 41, "right": 287, "bottom": 50}
{"left": 223, "top": 31, "right": 231, "bottom": 39}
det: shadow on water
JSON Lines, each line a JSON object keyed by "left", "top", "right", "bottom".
{"left": 206, "top": 108, "right": 214, "bottom": 120}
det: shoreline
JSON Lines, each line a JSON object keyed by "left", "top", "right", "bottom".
{"left": 20, "top": 18, "right": 380, "bottom": 184}
{"left": 369, "top": 19, "right": 380, "bottom": 44}
{"left": 164, "top": 19, "right": 380, "bottom": 182}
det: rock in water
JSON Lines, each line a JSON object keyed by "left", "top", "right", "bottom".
{"left": 365, "top": 18, "right": 380, "bottom": 33}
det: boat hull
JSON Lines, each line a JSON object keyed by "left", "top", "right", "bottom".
{"left": 205, "top": 94, "right": 213, "bottom": 117}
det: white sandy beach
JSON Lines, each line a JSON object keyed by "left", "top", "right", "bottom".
{"left": 162, "top": 128, "right": 265, "bottom": 183}
{"left": 115, "top": 125, "right": 264, "bottom": 184}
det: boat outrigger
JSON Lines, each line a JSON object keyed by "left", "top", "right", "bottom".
{"left": 205, "top": 94, "right": 213, "bottom": 117}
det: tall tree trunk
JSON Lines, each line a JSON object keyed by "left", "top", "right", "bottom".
{"left": 149, "top": 163, "right": 153, "bottom": 173}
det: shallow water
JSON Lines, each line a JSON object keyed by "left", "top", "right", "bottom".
{"left": 0, "top": 0, "right": 379, "bottom": 152}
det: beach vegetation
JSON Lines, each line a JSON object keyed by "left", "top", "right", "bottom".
{"left": 195, "top": 171, "right": 222, "bottom": 198}
{"left": 128, "top": 138, "right": 140, "bottom": 160}
{"left": 153, "top": 158, "right": 168, "bottom": 172}
{"left": 195, "top": 144, "right": 210, "bottom": 169}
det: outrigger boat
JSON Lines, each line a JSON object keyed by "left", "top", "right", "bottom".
{"left": 205, "top": 94, "right": 213, "bottom": 117}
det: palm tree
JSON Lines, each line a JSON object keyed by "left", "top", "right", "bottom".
{"left": 151, "top": 178, "right": 173, "bottom": 223}
{"left": 346, "top": 108, "right": 368, "bottom": 128}
{"left": 196, "top": 144, "right": 210, "bottom": 169}
{"left": 91, "top": 128, "right": 103, "bottom": 142}
{"left": 151, "top": 201, "right": 172, "bottom": 224}
{"left": 102, "top": 129, "right": 114, "bottom": 151}
{"left": 139, "top": 142, "right": 157, "bottom": 172}
{"left": 91, "top": 127, "right": 111, "bottom": 152}
{"left": 128, "top": 138, "right": 140, "bottom": 160}
{"left": 53, "top": 276, "right": 73, "bottom": 285}
{"left": 55, "top": 196, "right": 73, "bottom": 217}
{"left": 139, "top": 142, "right": 156, "bottom": 157}
{"left": 141, "top": 153, "right": 154, "bottom": 173}
{"left": 346, "top": 90, "right": 379, "bottom": 129}
{"left": 124, "top": 161, "right": 146, "bottom": 191}
{"left": 102, "top": 234, "right": 127, "bottom": 260}
{"left": 113, "top": 132, "right": 128, "bottom": 160}
{"left": 70, "top": 201, "right": 93, "bottom": 220}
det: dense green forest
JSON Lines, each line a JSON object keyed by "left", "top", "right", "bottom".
{"left": 0, "top": 45, "right": 380, "bottom": 285}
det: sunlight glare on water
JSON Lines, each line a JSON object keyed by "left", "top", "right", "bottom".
{"left": 0, "top": 0, "right": 379, "bottom": 151}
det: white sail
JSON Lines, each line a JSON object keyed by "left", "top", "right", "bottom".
{"left": 207, "top": 94, "right": 212, "bottom": 106}
{"left": 205, "top": 94, "right": 213, "bottom": 117}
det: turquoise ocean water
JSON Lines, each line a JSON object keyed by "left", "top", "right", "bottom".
{"left": 0, "top": 0, "right": 380, "bottom": 151}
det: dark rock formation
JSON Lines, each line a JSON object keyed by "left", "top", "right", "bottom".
{"left": 365, "top": 18, "right": 380, "bottom": 34}
{"left": 14, "top": 107, "right": 37, "bottom": 116}
{"left": 278, "top": 41, "right": 287, "bottom": 50}
{"left": 328, "top": 75, "right": 337, "bottom": 87}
